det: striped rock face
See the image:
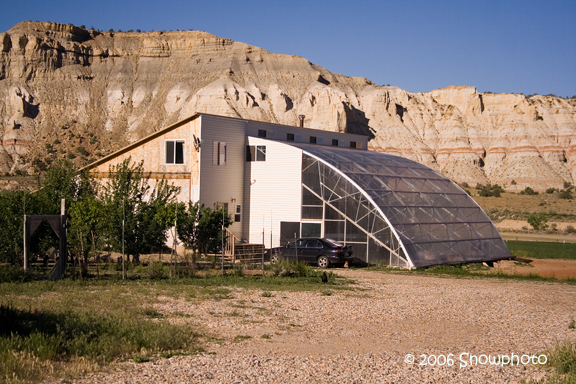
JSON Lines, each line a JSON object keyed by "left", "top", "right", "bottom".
{"left": 1, "top": 21, "right": 575, "bottom": 190}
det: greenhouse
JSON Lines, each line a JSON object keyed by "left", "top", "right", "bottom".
{"left": 294, "top": 143, "right": 511, "bottom": 268}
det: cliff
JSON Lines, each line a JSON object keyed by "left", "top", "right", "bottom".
{"left": 1, "top": 21, "right": 575, "bottom": 190}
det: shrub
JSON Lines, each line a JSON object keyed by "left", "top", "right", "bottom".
{"left": 559, "top": 190, "right": 573, "bottom": 200}
{"left": 546, "top": 188, "right": 557, "bottom": 194}
{"left": 520, "top": 187, "right": 538, "bottom": 195}
{"left": 476, "top": 183, "right": 504, "bottom": 197}
{"left": 566, "top": 225, "right": 576, "bottom": 234}
{"left": 527, "top": 213, "right": 548, "bottom": 231}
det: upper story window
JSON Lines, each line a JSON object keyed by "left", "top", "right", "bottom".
{"left": 310, "top": 136, "right": 317, "bottom": 144}
{"left": 166, "top": 140, "right": 185, "bottom": 164}
{"left": 317, "top": 137, "right": 324, "bottom": 145}
{"left": 332, "top": 139, "right": 339, "bottom": 147}
{"left": 213, "top": 141, "right": 227, "bottom": 166}
{"left": 287, "top": 133, "right": 295, "bottom": 141}
{"left": 258, "top": 129, "right": 267, "bottom": 138}
{"left": 350, "top": 141, "right": 357, "bottom": 148}
{"left": 246, "top": 145, "right": 266, "bottom": 161}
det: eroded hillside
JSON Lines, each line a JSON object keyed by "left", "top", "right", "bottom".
{"left": 1, "top": 21, "right": 575, "bottom": 190}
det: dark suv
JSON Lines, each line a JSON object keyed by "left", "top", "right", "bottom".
{"left": 266, "top": 238, "right": 353, "bottom": 268}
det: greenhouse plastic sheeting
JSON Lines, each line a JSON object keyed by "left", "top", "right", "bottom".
{"left": 292, "top": 143, "right": 511, "bottom": 268}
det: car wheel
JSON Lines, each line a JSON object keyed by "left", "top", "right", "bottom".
{"left": 317, "top": 255, "right": 329, "bottom": 268}
{"left": 271, "top": 252, "right": 280, "bottom": 264}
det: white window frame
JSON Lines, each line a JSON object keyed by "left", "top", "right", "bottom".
{"left": 165, "top": 140, "right": 186, "bottom": 165}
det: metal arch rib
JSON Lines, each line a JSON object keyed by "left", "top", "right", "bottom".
{"left": 301, "top": 152, "right": 414, "bottom": 268}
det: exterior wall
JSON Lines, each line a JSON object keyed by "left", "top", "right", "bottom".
{"left": 198, "top": 115, "right": 247, "bottom": 237}
{"left": 90, "top": 119, "right": 200, "bottom": 202}
{"left": 245, "top": 137, "right": 302, "bottom": 247}
{"left": 245, "top": 120, "right": 368, "bottom": 149}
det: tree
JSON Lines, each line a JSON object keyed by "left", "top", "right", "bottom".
{"left": 527, "top": 213, "right": 548, "bottom": 231}
{"left": 37, "top": 159, "right": 95, "bottom": 214}
{"left": 68, "top": 197, "right": 104, "bottom": 275}
{"left": 176, "top": 201, "right": 233, "bottom": 256}
{"left": 100, "top": 158, "right": 180, "bottom": 263}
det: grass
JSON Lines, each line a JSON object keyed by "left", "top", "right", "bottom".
{"left": 506, "top": 240, "right": 576, "bottom": 260}
{"left": 0, "top": 263, "right": 352, "bottom": 383}
{"left": 366, "top": 263, "right": 576, "bottom": 284}
{"left": 526, "top": 342, "right": 576, "bottom": 384}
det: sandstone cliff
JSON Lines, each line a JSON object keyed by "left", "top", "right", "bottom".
{"left": 1, "top": 21, "right": 575, "bottom": 190}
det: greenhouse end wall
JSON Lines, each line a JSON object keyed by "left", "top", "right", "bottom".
{"left": 296, "top": 144, "right": 511, "bottom": 268}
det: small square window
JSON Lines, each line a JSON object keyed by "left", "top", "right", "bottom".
{"left": 258, "top": 129, "right": 267, "bottom": 138}
{"left": 332, "top": 139, "right": 339, "bottom": 146}
{"left": 310, "top": 136, "right": 317, "bottom": 144}
{"left": 246, "top": 145, "right": 266, "bottom": 162}
{"left": 317, "top": 137, "right": 324, "bottom": 145}
{"left": 287, "top": 133, "right": 295, "bottom": 141}
{"left": 295, "top": 134, "right": 302, "bottom": 142}
{"left": 234, "top": 204, "right": 241, "bottom": 222}
{"left": 166, "top": 140, "right": 185, "bottom": 164}
{"left": 350, "top": 141, "right": 357, "bottom": 148}
{"left": 256, "top": 145, "right": 266, "bottom": 161}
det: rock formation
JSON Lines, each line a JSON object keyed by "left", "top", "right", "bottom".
{"left": 1, "top": 21, "right": 575, "bottom": 190}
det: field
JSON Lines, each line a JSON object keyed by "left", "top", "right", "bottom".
{"left": 2, "top": 266, "right": 576, "bottom": 383}
{"left": 506, "top": 240, "right": 576, "bottom": 260}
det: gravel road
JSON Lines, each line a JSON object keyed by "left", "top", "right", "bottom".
{"left": 67, "top": 270, "right": 576, "bottom": 383}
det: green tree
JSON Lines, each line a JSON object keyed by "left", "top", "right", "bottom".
{"left": 37, "top": 160, "right": 95, "bottom": 214}
{"left": 68, "top": 197, "right": 104, "bottom": 275}
{"left": 527, "top": 213, "right": 548, "bottom": 231}
{"left": 100, "top": 159, "right": 180, "bottom": 263}
{"left": 176, "top": 201, "right": 233, "bottom": 256}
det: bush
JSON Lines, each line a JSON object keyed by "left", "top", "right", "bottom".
{"left": 546, "top": 188, "right": 557, "bottom": 194}
{"left": 559, "top": 190, "right": 573, "bottom": 200}
{"left": 476, "top": 183, "right": 504, "bottom": 197}
{"left": 527, "top": 213, "right": 548, "bottom": 231}
{"left": 520, "top": 187, "right": 538, "bottom": 195}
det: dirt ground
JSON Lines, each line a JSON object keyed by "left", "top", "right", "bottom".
{"left": 69, "top": 269, "right": 576, "bottom": 383}
{"left": 492, "top": 259, "right": 576, "bottom": 279}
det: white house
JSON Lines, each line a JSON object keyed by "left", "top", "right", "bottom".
{"left": 88, "top": 113, "right": 511, "bottom": 268}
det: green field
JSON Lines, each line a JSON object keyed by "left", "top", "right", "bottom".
{"left": 505, "top": 240, "right": 576, "bottom": 260}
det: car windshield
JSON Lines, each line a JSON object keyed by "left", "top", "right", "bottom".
{"left": 324, "top": 238, "right": 343, "bottom": 247}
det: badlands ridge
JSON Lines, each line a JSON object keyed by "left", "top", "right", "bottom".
{"left": 1, "top": 21, "right": 575, "bottom": 190}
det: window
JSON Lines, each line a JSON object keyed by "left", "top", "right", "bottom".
{"left": 287, "top": 133, "right": 295, "bottom": 141}
{"left": 317, "top": 137, "right": 324, "bottom": 145}
{"left": 356, "top": 142, "right": 363, "bottom": 149}
{"left": 350, "top": 141, "right": 357, "bottom": 148}
{"left": 258, "top": 129, "right": 267, "bottom": 138}
{"left": 212, "top": 141, "right": 227, "bottom": 166}
{"left": 332, "top": 139, "right": 339, "bottom": 147}
{"left": 257, "top": 145, "right": 266, "bottom": 161}
{"left": 295, "top": 134, "right": 303, "bottom": 142}
{"left": 310, "top": 136, "right": 317, "bottom": 144}
{"left": 234, "top": 204, "right": 241, "bottom": 222}
{"left": 246, "top": 145, "right": 266, "bottom": 161}
{"left": 166, "top": 140, "right": 185, "bottom": 164}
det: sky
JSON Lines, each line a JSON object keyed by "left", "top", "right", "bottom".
{"left": 1, "top": 0, "right": 575, "bottom": 97}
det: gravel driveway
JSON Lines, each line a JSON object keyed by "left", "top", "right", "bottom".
{"left": 68, "top": 270, "right": 576, "bottom": 383}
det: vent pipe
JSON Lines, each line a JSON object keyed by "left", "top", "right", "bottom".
{"left": 298, "top": 115, "right": 305, "bottom": 128}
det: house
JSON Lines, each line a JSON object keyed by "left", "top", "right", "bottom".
{"left": 87, "top": 113, "right": 511, "bottom": 268}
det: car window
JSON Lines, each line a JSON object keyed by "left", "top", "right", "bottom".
{"left": 324, "top": 238, "right": 343, "bottom": 247}
{"left": 306, "top": 240, "right": 322, "bottom": 248}
{"left": 295, "top": 239, "right": 307, "bottom": 248}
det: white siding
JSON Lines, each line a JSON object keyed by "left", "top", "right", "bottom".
{"left": 198, "top": 115, "right": 246, "bottom": 237}
{"left": 245, "top": 137, "right": 302, "bottom": 247}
